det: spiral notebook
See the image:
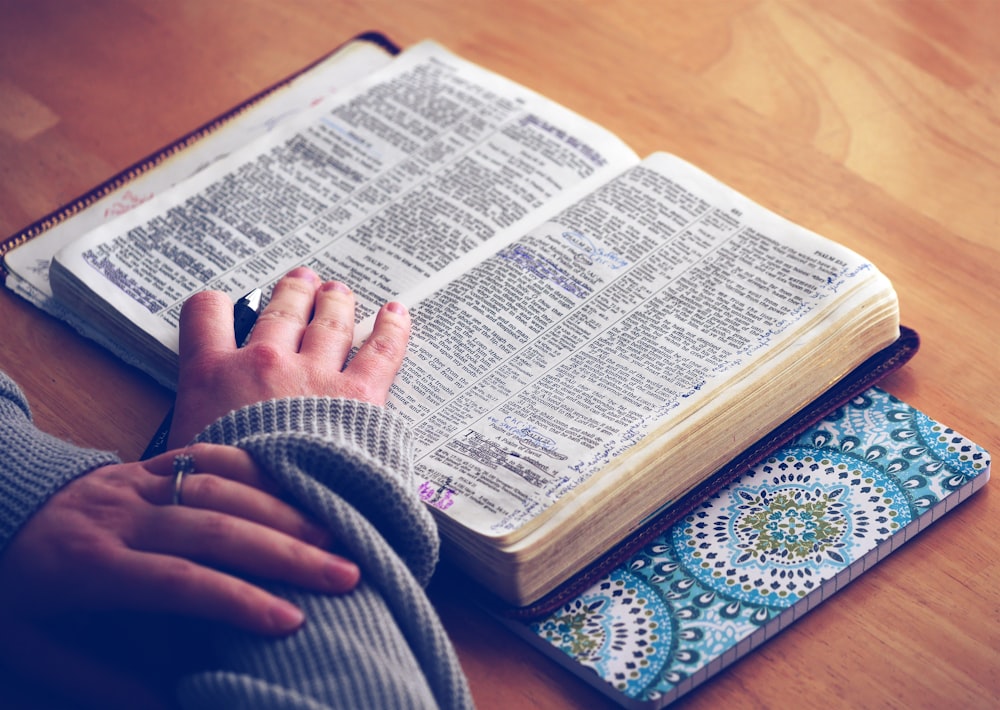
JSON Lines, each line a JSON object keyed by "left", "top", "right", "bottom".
{"left": 505, "top": 387, "right": 990, "bottom": 708}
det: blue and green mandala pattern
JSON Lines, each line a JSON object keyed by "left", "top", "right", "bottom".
{"left": 529, "top": 388, "right": 989, "bottom": 703}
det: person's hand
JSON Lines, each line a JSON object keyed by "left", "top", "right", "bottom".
{"left": 0, "top": 443, "right": 359, "bottom": 636}
{"left": 168, "top": 266, "right": 411, "bottom": 446}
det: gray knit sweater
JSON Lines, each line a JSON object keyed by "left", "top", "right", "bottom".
{"left": 0, "top": 372, "right": 473, "bottom": 709}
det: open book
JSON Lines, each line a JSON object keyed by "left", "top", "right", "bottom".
{"left": 3, "top": 39, "right": 902, "bottom": 607}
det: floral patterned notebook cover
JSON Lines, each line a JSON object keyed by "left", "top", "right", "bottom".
{"left": 510, "top": 387, "right": 991, "bottom": 708}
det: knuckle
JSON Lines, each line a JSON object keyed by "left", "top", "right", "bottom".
{"left": 63, "top": 528, "right": 118, "bottom": 566}
{"left": 151, "top": 555, "right": 203, "bottom": 596}
{"left": 337, "top": 377, "right": 380, "bottom": 404}
{"left": 310, "top": 314, "right": 354, "bottom": 338}
{"left": 185, "top": 473, "right": 222, "bottom": 503}
{"left": 344, "top": 382, "right": 373, "bottom": 402}
{"left": 255, "top": 308, "right": 308, "bottom": 329}
{"left": 198, "top": 512, "right": 235, "bottom": 542}
{"left": 278, "top": 539, "right": 312, "bottom": 568}
{"left": 65, "top": 473, "right": 142, "bottom": 523}
{"left": 184, "top": 442, "right": 217, "bottom": 460}
{"left": 242, "top": 342, "right": 286, "bottom": 374}
{"left": 365, "top": 331, "right": 405, "bottom": 361}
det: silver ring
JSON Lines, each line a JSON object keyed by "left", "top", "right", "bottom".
{"left": 172, "top": 453, "right": 196, "bottom": 505}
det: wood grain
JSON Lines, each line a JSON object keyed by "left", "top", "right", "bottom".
{"left": 0, "top": 1, "right": 997, "bottom": 708}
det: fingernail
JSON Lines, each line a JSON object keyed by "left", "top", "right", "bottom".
{"left": 321, "top": 280, "right": 352, "bottom": 294}
{"left": 269, "top": 600, "right": 305, "bottom": 632}
{"left": 288, "top": 266, "right": 319, "bottom": 282}
{"left": 386, "top": 301, "right": 407, "bottom": 315}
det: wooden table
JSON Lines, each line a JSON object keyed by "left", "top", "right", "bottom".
{"left": 1, "top": 1, "right": 997, "bottom": 708}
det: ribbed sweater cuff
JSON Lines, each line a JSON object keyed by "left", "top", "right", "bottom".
{"left": 0, "top": 378, "right": 120, "bottom": 553}
{"left": 194, "top": 397, "right": 439, "bottom": 585}
{"left": 195, "top": 397, "right": 413, "bottom": 477}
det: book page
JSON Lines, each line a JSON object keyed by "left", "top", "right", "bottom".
{"left": 51, "top": 41, "right": 638, "bottom": 355}
{"left": 394, "top": 152, "right": 896, "bottom": 539}
{"left": 4, "top": 38, "right": 396, "bottom": 306}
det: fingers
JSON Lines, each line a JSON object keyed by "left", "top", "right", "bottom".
{"left": 343, "top": 300, "right": 411, "bottom": 404}
{"left": 107, "top": 549, "right": 311, "bottom": 636}
{"left": 0, "top": 453, "right": 359, "bottom": 640}
{"left": 175, "top": 473, "right": 332, "bottom": 549}
{"left": 143, "top": 444, "right": 359, "bottom": 606}
{"left": 138, "top": 505, "right": 359, "bottom": 597}
{"left": 182, "top": 267, "right": 410, "bottom": 384}
{"left": 145, "top": 444, "right": 334, "bottom": 555}
{"left": 298, "top": 280, "right": 357, "bottom": 363}
{"left": 146, "top": 444, "right": 274, "bottom": 493}
{"left": 178, "top": 289, "right": 237, "bottom": 361}
{"left": 248, "top": 266, "right": 321, "bottom": 351}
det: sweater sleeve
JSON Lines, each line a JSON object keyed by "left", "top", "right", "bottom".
{"left": 179, "top": 396, "right": 474, "bottom": 710}
{"left": 0, "top": 372, "right": 121, "bottom": 556}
